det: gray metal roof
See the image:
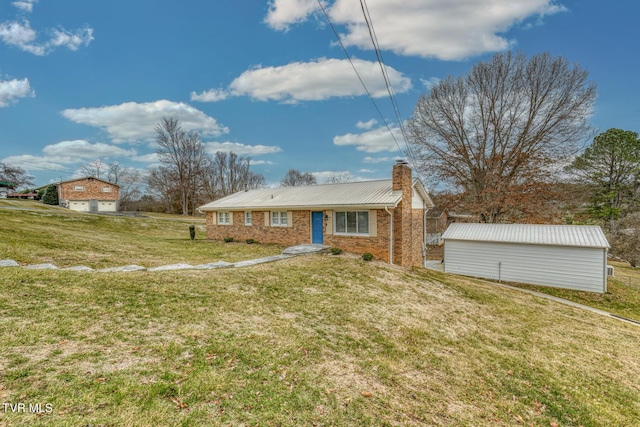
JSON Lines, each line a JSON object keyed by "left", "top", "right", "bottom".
{"left": 441, "top": 223, "right": 610, "bottom": 248}
{"left": 198, "top": 179, "right": 432, "bottom": 211}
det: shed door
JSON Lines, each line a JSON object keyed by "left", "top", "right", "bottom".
{"left": 89, "top": 199, "right": 99, "bottom": 213}
{"left": 311, "top": 211, "right": 324, "bottom": 244}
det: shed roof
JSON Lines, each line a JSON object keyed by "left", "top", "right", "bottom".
{"left": 198, "top": 178, "right": 433, "bottom": 211}
{"left": 441, "top": 223, "right": 610, "bottom": 249}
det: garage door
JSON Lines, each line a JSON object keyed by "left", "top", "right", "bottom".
{"left": 444, "top": 240, "right": 606, "bottom": 293}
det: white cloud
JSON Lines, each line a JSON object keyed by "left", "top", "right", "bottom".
{"left": 358, "top": 168, "right": 375, "bottom": 173}
{"left": 363, "top": 156, "right": 393, "bottom": 164}
{"left": 204, "top": 141, "right": 282, "bottom": 156}
{"left": 228, "top": 58, "right": 411, "bottom": 102}
{"left": 0, "top": 19, "right": 93, "bottom": 55}
{"left": 0, "top": 77, "right": 34, "bottom": 106}
{"left": 250, "top": 160, "right": 276, "bottom": 165}
{"left": 334, "top": 126, "right": 403, "bottom": 153}
{"left": 265, "top": 0, "right": 567, "bottom": 60}
{"left": 131, "top": 153, "right": 159, "bottom": 163}
{"left": 265, "top": 0, "right": 319, "bottom": 31}
{"left": 1, "top": 154, "right": 66, "bottom": 171}
{"left": 356, "top": 119, "right": 377, "bottom": 130}
{"left": 62, "top": 100, "right": 229, "bottom": 143}
{"left": 12, "top": 1, "right": 37, "bottom": 13}
{"left": 190, "top": 88, "right": 229, "bottom": 102}
{"left": 420, "top": 77, "right": 441, "bottom": 90}
{"left": 42, "top": 140, "right": 135, "bottom": 162}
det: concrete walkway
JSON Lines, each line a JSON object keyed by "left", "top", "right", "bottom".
{"left": 0, "top": 244, "right": 329, "bottom": 273}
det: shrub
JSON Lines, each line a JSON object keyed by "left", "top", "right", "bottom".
{"left": 330, "top": 247, "right": 343, "bottom": 255}
{"left": 224, "top": 237, "right": 234, "bottom": 243}
{"left": 246, "top": 238, "right": 255, "bottom": 244}
{"left": 189, "top": 225, "right": 196, "bottom": 240}
{"left": 362, "top": 252, "right": 374, "bottom": 261}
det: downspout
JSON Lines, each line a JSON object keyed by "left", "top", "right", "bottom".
{"left": 423, "top": 205, "right": 431, "bottom": 268}
{"left": 384, "top": 206, "right": 393, "bottom": 265}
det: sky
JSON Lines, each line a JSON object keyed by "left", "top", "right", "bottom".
{"left": 1, "top": 0, "right": 639, "bottom": 189}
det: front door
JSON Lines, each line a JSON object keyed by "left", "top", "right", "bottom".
{"left": 311, "top": 211, "right": 324, "bottom": 244}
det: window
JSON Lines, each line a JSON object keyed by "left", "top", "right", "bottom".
{"left": 218, "top": 212, "right": 231, "bottom": 225}
{"left": 73, "top": 185, "right": 85, "bottom": 191}
{"left": 101, "top": 187, "right": 112, "bottom": 193}
{"left": 244, "top": 211, "right": 252, "bottom": 225}
{"left": 271, "top": 211, "right": 288, "bottom": 226}
{"left": 335, "top": 211, "right": 369, "bottom": 235}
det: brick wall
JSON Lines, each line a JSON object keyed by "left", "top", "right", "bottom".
{"left": 392, "top": 162, "right": 415, "bottom": 267}
{"left": 58, "top": 178, "right": 119, "bottom": 202}
{"left": 324, "top": 209, "right": 391, "bottom": 262}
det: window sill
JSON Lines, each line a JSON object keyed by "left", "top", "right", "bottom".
{"left": 334, "top": 232, "right": 370, "bottom": 237}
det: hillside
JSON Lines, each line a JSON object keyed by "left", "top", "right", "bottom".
{"left": 1, "top": 201, "right": 639, "bottom": 426}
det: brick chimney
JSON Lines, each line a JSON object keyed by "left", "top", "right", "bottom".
{"left": 392, "top": 160, "right": 413, "bottom": 266}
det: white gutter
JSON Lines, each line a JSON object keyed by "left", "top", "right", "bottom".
{"left": 423, "top": 205, "right": 431, "bottom": 267}
{"left": 385, "top": 206, "right": 393, "bottom": 265}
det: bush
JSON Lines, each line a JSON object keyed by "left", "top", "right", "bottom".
{"left": 246, "top": 238, "right": 255, "bottom": 244}
{"left": 362, "top": 252, "right": 374, "bottom": 261}
{"left": 41, "top": 184, "right": 58, "bottom": 205}
{"left": 189, "top": 225, "right": 196, "bottom": 240}
{"left": 224, "top": 237, "right": 234, "bottom": 243}
{"left": 330, "top": 247, "right": 342, "bottom": 255}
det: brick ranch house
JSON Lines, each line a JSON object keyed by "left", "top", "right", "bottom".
{"left": 57, "top": 177, "right": 120, "bottom": 212}
{"left": 198, "top": 161, "right": 434, "bottom": 267}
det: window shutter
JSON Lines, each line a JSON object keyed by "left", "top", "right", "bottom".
{"left": 211, "top": 212, "right": 217, "bottom": 225}
{"left": 369, "top": 210, "right": 377, "bottom": 237}
{"left": 228, "top": 212, "right": 233, "bottom": 225}
{"left": 265, "top": 211, "right": 270, "bottom": 227}
{"left": 287, "top": 211, "right": 293, "bottom": 227}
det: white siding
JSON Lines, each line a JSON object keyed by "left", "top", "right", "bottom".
{"left": 444, "top": 240, "right": 606, "bottom": 293}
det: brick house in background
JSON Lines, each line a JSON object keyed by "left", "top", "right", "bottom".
{"left": 198, "top": 161, "right": 434, "bottom": 267}
{"left": 57, "top": 177, "right": 120, "bottom": 212}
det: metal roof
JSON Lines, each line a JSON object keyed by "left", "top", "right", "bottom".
{"left": 198, "top": 179, "right": 433, "bottom": 211}
{"left": 441, "top": 223, "right": 610, "bottom": 248}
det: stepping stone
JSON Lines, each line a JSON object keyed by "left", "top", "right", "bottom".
{"left": 0, "top": 259, "right": 19, "bottom": 267}
{"left": 25, "top": 263, "right": 58, "bottom": 270}
{"left": 282, "top": 244, "right": 330, "bottom": 255}
{"left": 193, "top": 261, "right": 233, "bottom": 269}
{"left": 61, "top": 266, "right": 94, "bottom": 271}
{"left": 148, "top": 263, "right": 194, "bottom": 271}
{"left": 97, "top": 265, "right": 147, "bottom": 272}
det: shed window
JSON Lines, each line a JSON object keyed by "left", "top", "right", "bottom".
{"left": 335, "top": 211, "right": 369, "bottom": 235}
{"left": 73, "top": 185, "right": 85, "bottom": 191}
{"left": 218, "top": 212, "right": 231, "bottom": 225}
{"left": 101, "top": 187, "right": 112, "bottom": 192}
{"left": 271, "top": 211, "right": 288, "bottom": 226}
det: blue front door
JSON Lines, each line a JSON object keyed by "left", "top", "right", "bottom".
{"left": 311, "top": 211, "right": 323, "bottom": 244}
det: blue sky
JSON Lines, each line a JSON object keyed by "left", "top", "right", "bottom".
{"left": 1, "top": 0, "right": 639, "bottom": 188}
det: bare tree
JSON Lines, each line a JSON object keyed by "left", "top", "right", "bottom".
{"left": 0, "top": 162, "right": 34, "bottom": 189}
{"left": 280, "top": 169, "right": 317, "bottom": 187}
{"left": 81, "top": 159, "right": 109, "bottom": 179}
{"left": 408, "top": 51, "right": 596, "bottom": 223}
{"left": 153, "top": 117, "right": 209, "bottom": 215}
{"left": 325, "top": 172, "right": 354, "bottom": 184}
{"left": 203, "top": 151, "right": 265, "bottom": 200}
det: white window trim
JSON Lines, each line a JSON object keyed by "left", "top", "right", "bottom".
{"left": 271, "top": 211, "right": 288, "bottom": 227}
{"left": 334, "top": 210, "right": 370, "bottom": 236}
{"left": 218, "top": 211, "right": 231, "bottom": 225}
{"left": 101, "top": 186, "right": 112, "bottom": 193}
{"left": 73, "top": 185, "right": 85, "bottom": 191}
{"left": 244, "top": 211, "right": 252, "bottom": 225}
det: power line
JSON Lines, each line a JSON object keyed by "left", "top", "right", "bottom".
{"left": 316, "top": 0, "right": 407, "bottom": 157}
{"left": 358, "top": 0, "right": 419, "bottom": 169}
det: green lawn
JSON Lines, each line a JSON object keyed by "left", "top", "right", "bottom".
{"left": 1, "top": 201, "right": 640, "bottom": 426}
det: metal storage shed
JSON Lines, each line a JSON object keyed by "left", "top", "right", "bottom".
{"left": 441, "top": 223, "right": 610, "bottom": 293}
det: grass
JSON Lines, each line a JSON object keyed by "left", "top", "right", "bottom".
{"left": 503, "top": 261, "right": 640, "bottom": 323}
{"left": 0, "top": 200, "right": 282, "bottom": 268}
{"left": 1, "top": 201, "right": 640, "bottom": 426}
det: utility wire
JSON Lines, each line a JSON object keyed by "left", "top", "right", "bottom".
{"left": 316, "top": 0, "right": 406, "bottom": 157}
{"left": 358, "top": 0, "right": 419, "bottom": 169}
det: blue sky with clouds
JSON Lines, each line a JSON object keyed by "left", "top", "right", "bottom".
{"left": 1, "top": 0, "right": 639, "bottom": 188}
